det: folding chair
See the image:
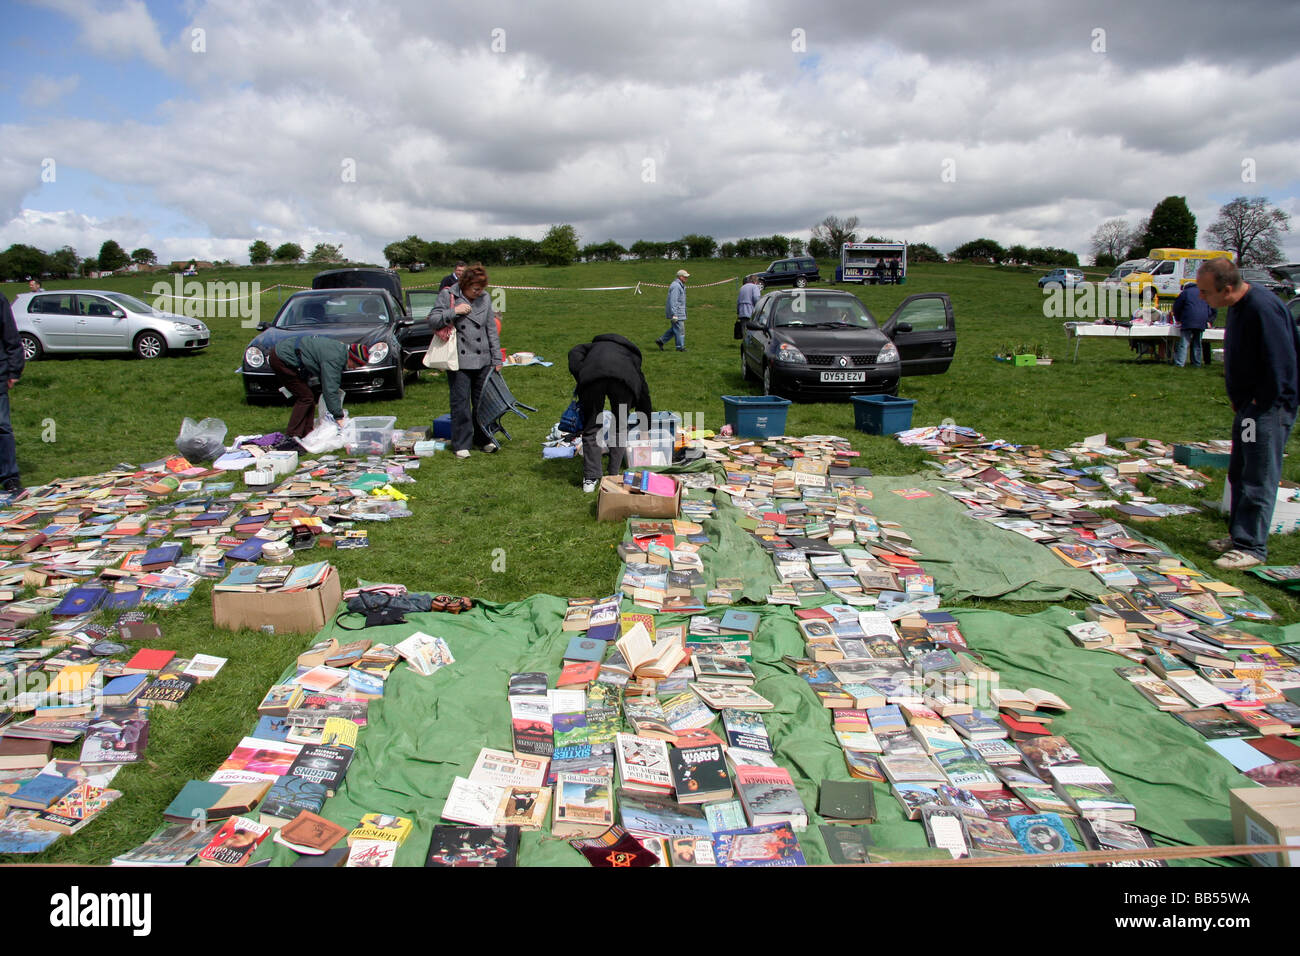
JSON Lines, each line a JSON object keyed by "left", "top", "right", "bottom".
{"left": 474, "top": 367, "right": 538, "bottom": 441}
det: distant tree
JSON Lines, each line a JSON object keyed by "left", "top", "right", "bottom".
{"left": 734, "top": 238, "right": 759, "bottom": 258}
{"left": 81, "top": 256, "right": 99, "bottom": 276}
{"left": 1090, "top": 218, "right": 1132, "bottom": 264}
{"left": 539, "top": 224, "right": 580, "bottom": 266}
{"left": 581, "top": 240, "right": 627, "bottom": 262}
{"left": 907, "top": 242, "right": 942, "bottom": 263}
{"left": 383, "top": 235, "right": 423, "bottom": 269}
{"left": 1007, "top": 245, "right": 1030, "bottom": 265}
{"left": 810, "top": 215, "right": 859, "bottom": 256}
{"left": 949, "top": 238, "right": 1006, "bottom": 263}
{"left": 47, "top": 245, "right": 81, "bottom": 278}
{"left": 97, "top": 240, "right": 129, "bottom": 272}
{"left": 130, "top": 247, "right": 157, "bottom": 266}
{"left": 807, "top": 237, "right": 832, "bottom": 260}
{"left": 273, "top": 242, "right": 304, "bottom": 263}
{"left": 1142, "top": 197, "right": 1197, "bottom": 250}
{"left": 788, "top": 238, "right": 806, "bottom": 257}
{"left": 761, "top": 235, "right": 791, "bottom": 259}
{"left": 1204, "top": 196, "right": 1292, "bottom": 266}
{"left": 1123, "top": 218, "right": 1151, "bottom": 261}
{"left": 308, "top": 243, "right": 344, "bottom": 264}
{"left": 718, "top": 241, "right": 737, "bottom": 258}
{"left": 677, "top": 234, "right": 717, "bottom": 259}
{"left": 248, "top": 240, "right": 273, "bottom": 265}
{"left": 1094, "top": 252, "right": 1118, "bottom": 269}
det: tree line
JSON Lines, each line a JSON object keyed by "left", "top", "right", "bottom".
{"left": 0, "top": 240, "right": 161, "bottom": 281}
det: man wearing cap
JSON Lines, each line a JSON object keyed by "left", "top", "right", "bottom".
{"left": 656, "top": 269, "right": 690, "bottom": 352}
{"left": 270, "top": 334, "right": 371, "bottom": 438}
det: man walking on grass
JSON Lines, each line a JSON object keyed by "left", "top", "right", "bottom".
{"left": 1197, "top": 258, "right": 1300, "bottom": 570}
{"left": 657, "top": 269, "right": 689, "bottom": 352}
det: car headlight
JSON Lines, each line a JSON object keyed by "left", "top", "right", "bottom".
{"left": 877, "top": 343, "right": 900, "bottom": 364}
{"left": 776, "top": 343, "right": 806, "bottom": 364}
{"left": 367, "top": 342, "right": 390, "bottom": 364}
{"left": 244, "top": 346, "right": 265, "bottom": 369}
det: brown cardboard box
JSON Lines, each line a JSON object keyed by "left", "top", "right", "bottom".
{"left": 1230, "top": 786, "right": 1300, "bottom": 867}
{"left": 212, "top": 566, "right": 343, "bottom": 634}
{"left": 596, "top": 475, "right": 681, "bottom": 522}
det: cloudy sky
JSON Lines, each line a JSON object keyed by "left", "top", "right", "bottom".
{"left": 2, "top": 0, "right": 1299, "bottom": 267}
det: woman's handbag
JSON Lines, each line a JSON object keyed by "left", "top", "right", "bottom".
{"left": 422, "top": 293, "right": 460, "bottom": 370}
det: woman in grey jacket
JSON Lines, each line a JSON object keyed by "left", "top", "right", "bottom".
{"left": 427, "top": 263, "right": 503, "bottom": 458}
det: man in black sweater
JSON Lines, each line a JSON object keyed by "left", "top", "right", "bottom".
{"left": 568, "top": 334, "right": 653, "bottom": 493}
{"left": 0, "top": 293, "right": 25, "bottom": 493}
{"left": 1197, "top": 258, "right": 1300, "bottom": 569}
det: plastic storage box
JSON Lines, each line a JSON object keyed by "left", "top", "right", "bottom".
{"left": 345, "top": 416, "right": 397, "bottom": 456}
{"left": 1174, "top": 443, "right": 1230, "bottom": 469}
{"left": 853, "top": 395, "right": 917, "bottom": 435}
{"left": 431, "top": 414, "right": 452, "bottom": 440}
{"left": 721, "top": 395, "right": 791, "bottom": 439}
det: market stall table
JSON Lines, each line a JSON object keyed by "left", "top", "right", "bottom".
{"left": 1064, "top": 323, "right": 1224, "bottom": 362}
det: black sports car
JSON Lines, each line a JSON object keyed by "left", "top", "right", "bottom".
{"left": 740, "top": 289, "right": 956, "bottom": 399}
{"left": 241, "top": 288, "right": 423, "bottom": 402}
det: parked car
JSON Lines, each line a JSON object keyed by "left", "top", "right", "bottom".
{"left": 1037, "top": 268, "right": 1086, "bottom": 289}
{"left": 10, "top": 290, "right": 210, "bottom": 360}
{"left": 240, "top": 288, "right": 419, "bottom": 402}
{"left": 1100, "top": 259, "right": 1149, "bottom": 287}
{"left": 739, "top": 289, "right": 956, "bottom": 399}
{"left": 311, "top": 267, "right": 433, "bottom": 369}
{"left": 756, "top": 256, "right": 821, "bottom": 289}
{"left": 1240, "top": 268, "right": 1295, "bottom": 300}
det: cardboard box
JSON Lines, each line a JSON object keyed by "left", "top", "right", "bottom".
{"left": 597, "top": 475, "right": 681, "bottom": 522}
{"left": 212, "top": 566, "right": 343, "bottom": 634}
{"left": 1230, "top": 786, "right": 1300, "bottom": 867}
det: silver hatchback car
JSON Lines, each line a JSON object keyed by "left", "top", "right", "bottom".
{"left": 11, "top": 290, "right": 210, "bottom": 360}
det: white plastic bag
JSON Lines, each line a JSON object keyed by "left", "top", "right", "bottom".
{"left": 298, "top": 419, "right": 345, "bottom": 454}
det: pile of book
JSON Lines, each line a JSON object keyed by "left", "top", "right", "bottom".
{"left": 0, "top": 630, "right": 227, "bottom": 854}
{"left": 111, "top": 631, "right": 413, "bottom": 866}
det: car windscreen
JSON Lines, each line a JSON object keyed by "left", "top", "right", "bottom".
{"left": 277, "top": 294, "right": 391, "bottom": 328}
{"left": 771, "top": 295, "right": 877, "bottom": 329}
{"left": 104, "top": 293, "right": 154, "bottom": 314}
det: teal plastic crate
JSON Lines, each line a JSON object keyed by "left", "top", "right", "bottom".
{"left": 853, "top": 395, "right": 916, "bottom": 435}
{"left": 721, "top": 395, "right": 791, "bottom": 438}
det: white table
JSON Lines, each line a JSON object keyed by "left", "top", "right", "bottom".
{"left": 1063, "top": 323, "right": 1224, "bottom": 362}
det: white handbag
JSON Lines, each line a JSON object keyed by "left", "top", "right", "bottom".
{"left": 423, "top": 326, "right": 459, "bottom": 370}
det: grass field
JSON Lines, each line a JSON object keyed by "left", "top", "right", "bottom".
{"left": 3, "top": 258, "right": 1298, "bottom": 863}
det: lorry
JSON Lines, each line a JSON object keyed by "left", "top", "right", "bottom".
{"left": 836, "top": 242, "right": 907, "bottom": 284}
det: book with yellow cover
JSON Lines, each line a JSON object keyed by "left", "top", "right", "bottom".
{"left": 347, "top": 812, "right": 413, "bottom": 846}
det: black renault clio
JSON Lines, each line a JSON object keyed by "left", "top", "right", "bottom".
{"left": 739, "top": 289, "right": 956, "bottom": 399}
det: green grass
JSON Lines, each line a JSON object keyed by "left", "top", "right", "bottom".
{"left": 4, "top": 258, "right": 1297, "bottom": 863}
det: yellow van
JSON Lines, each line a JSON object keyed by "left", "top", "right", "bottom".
{"left": 1121, "top": 248, "right": 1235, "bottom": 302}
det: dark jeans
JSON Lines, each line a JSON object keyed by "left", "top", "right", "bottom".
{"left": 1175, "top": 328, "right": 1204, "bottom": 367}
{"left": 268, "top": 351, "right": 317, "bottom": 438}
{"left": 1227, "top": 403, "right": 1297, "bottom": 560}
{"left": 578, "top": 378, "right": 639, "bottom": 481}
{"left": 447, "top": 366, "right": 493, "bottom": 451}
{"left": 0, "top": 389, "right": 17, "bottom": 486}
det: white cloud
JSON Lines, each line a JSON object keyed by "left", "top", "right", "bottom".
{"left": 21, "top": 74, "right": 80, "bottom": 108}
{"left": 4, "top": 0, "right": 1300, "bottom": 264}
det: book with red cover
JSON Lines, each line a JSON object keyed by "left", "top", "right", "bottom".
{"left": 999, "top": 713, "right": 1053, "bottom": 737}
{"left": 124, "top": 648, "right": 176, "bottom": 674}
{"left": 1248, "top": 736, "right": 1300, "bottom": 762}
{"left": 557, "top": 660, "right": 601, "bottom": 687}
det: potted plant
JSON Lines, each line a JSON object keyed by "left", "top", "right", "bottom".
{"left": 1035, "top": 343, "right": 1053, "bottom": 366}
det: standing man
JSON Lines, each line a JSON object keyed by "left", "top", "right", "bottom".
{"left": 26, "top": 279, "right": 42, "bottom": 294}
{"left": 270, "top": 333, "right": 369, "bottom": 438}
{"left": 656, "top": 269, "right": 689, "bottom": 352}
{"left": 1171, "top": 281, "right": 1215, "bottom": 367}
{"left": 0, "top": 292, "right": 25, "bottom": 494}
{"left": 1197, "top": 258, "right": 1300, "bottom": 570}
{"left": 735, "top": 274, "right": 761, "bottom": 339}
{"left": 439, "top": 261, "right": 467, "bottom": 291}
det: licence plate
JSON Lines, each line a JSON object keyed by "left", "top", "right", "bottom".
{"left": 819, "top": 371, "right": 865, "bottom": 383}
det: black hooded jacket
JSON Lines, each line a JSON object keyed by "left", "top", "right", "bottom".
{"left": 568, "top": 333, "right": 653, "bottom": 416}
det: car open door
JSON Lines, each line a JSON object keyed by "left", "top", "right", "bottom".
{"left": 881, "top": 293, "right": 955, "bottom": 376}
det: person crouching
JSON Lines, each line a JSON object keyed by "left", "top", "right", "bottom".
{"left": 270, "top": 335, "right": 370, "bottom": 437}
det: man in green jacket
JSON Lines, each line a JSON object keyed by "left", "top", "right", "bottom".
{"left": 270, "top": 334, "right": 371, "bottom": 437}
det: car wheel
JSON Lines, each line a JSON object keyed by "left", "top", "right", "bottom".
{"left": 133, "top": 331, "right": 166, "bottom": 359}
{"left": 762, "top": 361, "right": 777, "bottom": 397}
{"left": 19, "top": 334, "right": 42, "bottom": 361}
{"left": 795, "top": 276, "right": 808, "bottom": 288}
